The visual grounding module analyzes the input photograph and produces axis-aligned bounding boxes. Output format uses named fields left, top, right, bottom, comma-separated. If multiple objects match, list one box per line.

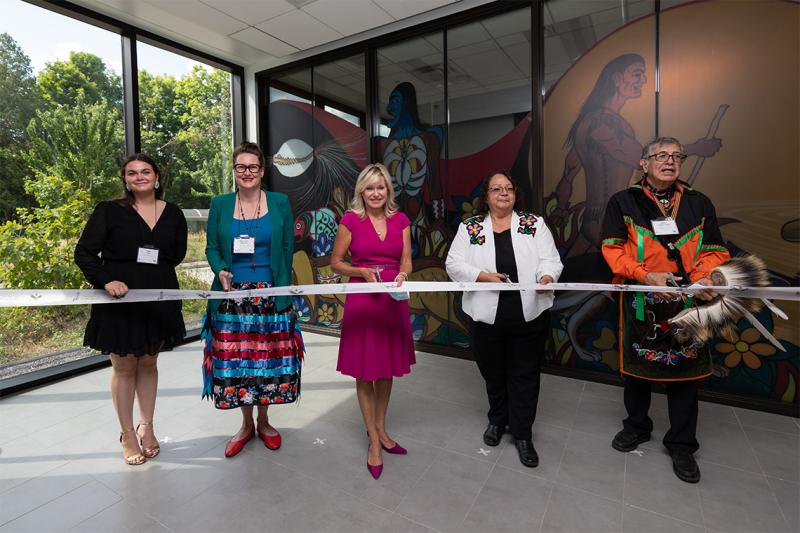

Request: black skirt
left=84, top=299, right=185, bottom=356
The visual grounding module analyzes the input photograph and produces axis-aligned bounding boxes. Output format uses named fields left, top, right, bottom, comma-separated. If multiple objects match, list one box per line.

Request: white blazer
left=445, top=211, right=563, bottom=325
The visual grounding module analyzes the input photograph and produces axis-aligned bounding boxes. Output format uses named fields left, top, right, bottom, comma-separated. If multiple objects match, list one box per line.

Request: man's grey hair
left=641, top=136, right=683, bottom=159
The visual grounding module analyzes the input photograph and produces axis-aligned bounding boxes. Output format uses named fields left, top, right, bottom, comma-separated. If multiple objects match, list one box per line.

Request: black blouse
left=494, top=229, right=524, bottom=322
left=74, top=200, right=188, bottom=290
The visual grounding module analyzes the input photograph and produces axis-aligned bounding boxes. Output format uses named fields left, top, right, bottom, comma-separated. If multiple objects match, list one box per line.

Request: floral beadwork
left=632, top=342, right=701, bottom=365
left=517, top=212, right=538, bottom=235
left=464, top=216, right=486, bottom=245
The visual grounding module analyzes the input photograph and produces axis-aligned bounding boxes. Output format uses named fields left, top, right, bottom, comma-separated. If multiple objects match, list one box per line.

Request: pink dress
left=336, top=211, right=416, bottom=380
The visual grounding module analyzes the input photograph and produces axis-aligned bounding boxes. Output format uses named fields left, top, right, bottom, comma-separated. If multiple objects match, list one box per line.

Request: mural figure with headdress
left=546, top=53, right=724, bottom=363
left=376, top=82, right=445, bottom=254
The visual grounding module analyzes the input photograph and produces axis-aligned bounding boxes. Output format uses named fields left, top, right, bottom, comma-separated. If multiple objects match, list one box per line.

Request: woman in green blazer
left=202, top=141, right=304, bottom=458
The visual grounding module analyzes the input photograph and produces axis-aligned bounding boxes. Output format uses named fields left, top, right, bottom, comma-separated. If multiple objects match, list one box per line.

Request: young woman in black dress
left=75, top=154, right=187, bottom=465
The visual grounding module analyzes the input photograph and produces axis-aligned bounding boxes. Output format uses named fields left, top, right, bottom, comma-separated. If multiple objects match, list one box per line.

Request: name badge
left=137, top=245, right=159, bottom=264
left=651, top=217, right=680, bottom=235
left=233, top=235, right=255, bottom=254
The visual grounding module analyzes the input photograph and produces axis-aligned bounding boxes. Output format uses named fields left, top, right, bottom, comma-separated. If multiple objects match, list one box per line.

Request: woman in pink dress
left=331, top=163, right=415, bottom=480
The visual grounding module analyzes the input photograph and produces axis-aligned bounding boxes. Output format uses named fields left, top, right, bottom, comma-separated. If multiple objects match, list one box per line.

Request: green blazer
left=205, top=191, right=294, bottom=315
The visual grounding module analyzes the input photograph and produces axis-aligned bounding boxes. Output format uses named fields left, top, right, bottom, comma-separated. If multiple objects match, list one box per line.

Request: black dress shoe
left=483, top=424, right=504, bottom=447
left=670, top=450, right=701, bottom=483
left=611, top=429, right=651, bottom=452
left=515, top=439, right=539, bottom=468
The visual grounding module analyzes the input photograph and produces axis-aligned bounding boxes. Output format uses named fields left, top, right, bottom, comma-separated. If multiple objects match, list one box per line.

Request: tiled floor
left=1, top=332, right=797, bottom=533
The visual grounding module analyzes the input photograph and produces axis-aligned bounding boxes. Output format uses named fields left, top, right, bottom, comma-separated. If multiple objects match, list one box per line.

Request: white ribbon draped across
left=1, top=281, right=798, bottom=308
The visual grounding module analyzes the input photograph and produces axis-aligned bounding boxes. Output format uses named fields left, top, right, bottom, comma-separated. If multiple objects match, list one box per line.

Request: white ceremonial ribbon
left=0, top=282, right=798, bottom=308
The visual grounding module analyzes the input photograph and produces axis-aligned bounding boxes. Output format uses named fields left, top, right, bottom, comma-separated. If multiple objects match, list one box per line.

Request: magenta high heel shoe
left=381, top=442, right=407, bottom=455
left=367, top=462, right=383, bottom=479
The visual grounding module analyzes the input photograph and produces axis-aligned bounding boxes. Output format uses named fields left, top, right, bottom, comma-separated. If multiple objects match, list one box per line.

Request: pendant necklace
left=238, top=191, right=261, bottom=269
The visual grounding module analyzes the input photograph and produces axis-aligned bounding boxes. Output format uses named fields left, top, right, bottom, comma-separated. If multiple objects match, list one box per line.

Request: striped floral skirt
left=202, top=281, right=304, bottom=410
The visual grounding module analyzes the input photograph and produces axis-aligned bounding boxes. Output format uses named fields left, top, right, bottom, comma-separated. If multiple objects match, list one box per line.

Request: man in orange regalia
left=600, top=136, right=730, bottom=483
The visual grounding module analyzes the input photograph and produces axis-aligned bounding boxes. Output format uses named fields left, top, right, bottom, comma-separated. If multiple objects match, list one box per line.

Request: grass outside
left=185, top=231, right=206, bottom=263
left=0, top=271, right=209, bottom=366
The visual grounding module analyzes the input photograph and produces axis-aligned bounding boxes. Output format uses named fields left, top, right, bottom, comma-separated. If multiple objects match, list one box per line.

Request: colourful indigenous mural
left=266, top=0, right=798, bottom=407
left=543, top=0, right=799, bottom=405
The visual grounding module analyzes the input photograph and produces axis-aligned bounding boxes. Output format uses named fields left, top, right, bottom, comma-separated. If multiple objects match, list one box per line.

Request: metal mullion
left=367, top=46, right=379, bottom=163
left=121, top=31, right=141, bottom=154
left=531, top=0, right=544, bottom=213
left=231, top=71, right=245, bottom=145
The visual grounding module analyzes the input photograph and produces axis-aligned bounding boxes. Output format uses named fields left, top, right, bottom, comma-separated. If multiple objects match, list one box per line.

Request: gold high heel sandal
left=120, top=428, right=146, bottom=466
left=136, top=421, right=161, bottom=458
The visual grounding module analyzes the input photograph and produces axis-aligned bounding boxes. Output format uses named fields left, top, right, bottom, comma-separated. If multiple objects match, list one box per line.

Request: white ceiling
left=69, top=0, right=464, bottom=68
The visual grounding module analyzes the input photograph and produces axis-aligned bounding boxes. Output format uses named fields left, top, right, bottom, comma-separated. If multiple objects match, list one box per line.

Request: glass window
left=659, top=0, right=799, bottom=402
left=445, top=8, right=533, bottom=349
left=0, top=0, right=124, bottom=368
left=266, top=56, right=367, bottom=328
left=376, top=34, right=449, bottom=345
left=136, top=40, right=234, bottom=330
left=542, top=0, right=655, bottom=373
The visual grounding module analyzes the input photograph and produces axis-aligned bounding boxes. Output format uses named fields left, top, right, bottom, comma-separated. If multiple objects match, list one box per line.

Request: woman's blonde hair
left=349, top=163, right=399, bottom=218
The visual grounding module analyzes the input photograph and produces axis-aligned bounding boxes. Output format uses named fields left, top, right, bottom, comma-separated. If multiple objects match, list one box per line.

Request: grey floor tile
left=396, top=449, right=493, bottom=532
left=698, top=461, right=789, bottom=532
left=767, top=476, right=800, bottom=532
left=735, top=407, right=799, bottom=435
left=572, top=395, right=628, bottom=439
left=745, top=426, right=799, bottom=482
left=164, top=471, right=405, bottom=533
left=535, top=388, right=581, bottom=430
left=694, top=417, right=762, bottom=474
left=0, top=419, right=30, bottom=447
left=380, top=389, right=475, bottom=449
left=1, top=333, right=796, bottom=533
left=34, top=404, right=117, bottom=449
left=698, top=401, right=738, bottom=425
left=495, top=422, right=569, bottom=481
left=129, top=442, right=289, bottom=521
left=0, top=434, right=67, bottom=495
left=68, top=500, right=171, bottom=533
left=0, top=462, right=92, bottom=526
left=462, top=465, right=552, bottom=532
left=0, top=480, right=121, bottom=532
left=541, top=374, right=586, bottom=395
left=396, top=363, right=488, bottom=411
left=541, top=483, right=622, bottom=532
left=622, top=505, right=705, bottom=533
left=582, top=381, right=623, bottom=402
left=555, top=429, right=626, bottom=501
left=636, top=405, right=671, bottom=452
left=266, top=416, right=440, bottom=511
left=624, top=450, right=703, bottom=526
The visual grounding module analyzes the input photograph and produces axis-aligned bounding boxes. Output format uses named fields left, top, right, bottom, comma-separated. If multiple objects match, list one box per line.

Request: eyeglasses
left=233, top=164, right=262, bottom=174
left=647, top=152, right=687, bottom=163
left=488, top=186, right=515, bottom=195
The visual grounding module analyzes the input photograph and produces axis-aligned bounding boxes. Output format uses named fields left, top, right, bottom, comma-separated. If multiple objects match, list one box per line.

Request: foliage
left=0, top=174, right=90, bottom=289
left=0, top=305, right=88, bottom=364
left=25, top=96, right=124, bottom=203
left=139, top=66, right=233, bottom=208
left=0, top=33, right=39, bottom=219
left=37, top=51, right=121, bottom=109
left=178, top=270, right=210, bottom=324
left=185, top=230, right=207, bottom=263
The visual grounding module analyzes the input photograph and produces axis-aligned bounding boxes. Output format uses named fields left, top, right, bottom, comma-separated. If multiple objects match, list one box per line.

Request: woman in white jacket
left=446, top=171, right=563, bottom=468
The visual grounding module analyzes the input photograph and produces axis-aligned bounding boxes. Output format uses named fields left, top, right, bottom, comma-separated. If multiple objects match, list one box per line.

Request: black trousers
left=622, top=375, right=700, bottom=453
left=469, top=312, right=549, bottom=440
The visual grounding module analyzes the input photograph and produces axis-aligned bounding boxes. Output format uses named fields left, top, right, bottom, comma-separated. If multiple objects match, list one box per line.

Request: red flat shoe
left=258, top=428, right=282, bottom=450
left=224, top=428, right=255, bottom=458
